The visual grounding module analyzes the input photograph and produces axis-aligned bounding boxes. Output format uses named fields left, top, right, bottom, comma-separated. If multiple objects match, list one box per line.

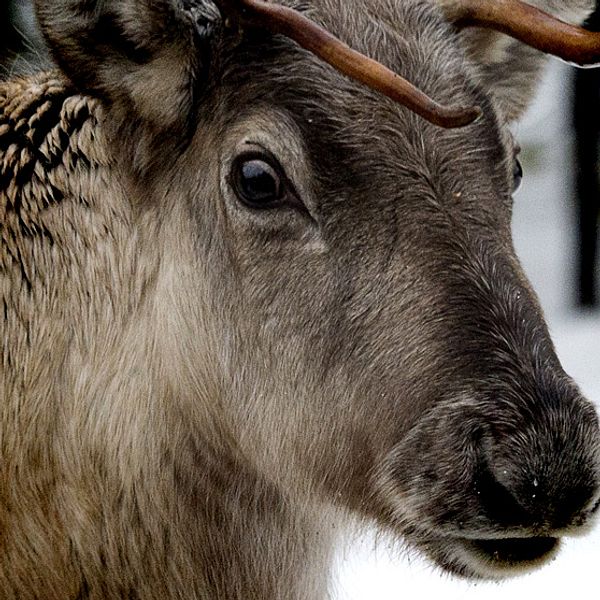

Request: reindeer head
left=33, top=0, right=600, bottom=580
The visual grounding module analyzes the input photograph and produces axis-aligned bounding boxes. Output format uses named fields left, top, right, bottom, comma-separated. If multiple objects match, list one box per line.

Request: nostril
left=475, top=463, right=533, bottom=527
left=475, top=455, right=600, bottom=531
left=471, top=396, right=600, bottom=533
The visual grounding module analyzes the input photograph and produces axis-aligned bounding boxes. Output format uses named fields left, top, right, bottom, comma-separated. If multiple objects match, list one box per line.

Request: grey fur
left=0, top=1, right=599, bottom=598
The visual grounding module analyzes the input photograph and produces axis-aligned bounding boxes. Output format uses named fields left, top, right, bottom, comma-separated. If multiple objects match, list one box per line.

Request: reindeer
left=2, top=0, right=600, bottom=598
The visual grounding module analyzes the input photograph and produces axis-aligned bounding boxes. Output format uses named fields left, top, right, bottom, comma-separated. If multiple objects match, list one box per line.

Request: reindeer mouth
left=408, top=529, right=563, bottom=579
left=468, top=536, right=559, bottom=563
left=453, top=536, right=560, bottom=575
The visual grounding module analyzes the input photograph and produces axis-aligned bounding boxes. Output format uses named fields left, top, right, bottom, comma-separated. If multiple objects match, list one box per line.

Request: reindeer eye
left=232, top=156, right=284, bottom=208
left=513, top=158, right=523, bottom=193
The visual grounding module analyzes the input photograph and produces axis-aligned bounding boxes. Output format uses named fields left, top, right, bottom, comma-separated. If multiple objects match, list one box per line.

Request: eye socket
left=513, top=158, right=523, bottom=194
left=231, top=155, right=285, bottom=209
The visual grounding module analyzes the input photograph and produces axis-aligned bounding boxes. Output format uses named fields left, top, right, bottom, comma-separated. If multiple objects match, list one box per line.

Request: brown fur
left=1, top=1, right=599, bottom=598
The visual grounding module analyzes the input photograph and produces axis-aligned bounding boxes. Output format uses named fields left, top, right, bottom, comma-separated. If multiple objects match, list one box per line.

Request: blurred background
left=1, top=1, right=599, bottom=598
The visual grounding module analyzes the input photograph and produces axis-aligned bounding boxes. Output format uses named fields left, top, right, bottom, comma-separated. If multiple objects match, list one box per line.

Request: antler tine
left=212, top=0, right=481, bottom=129
left=448, top=0, right=600, bottom=67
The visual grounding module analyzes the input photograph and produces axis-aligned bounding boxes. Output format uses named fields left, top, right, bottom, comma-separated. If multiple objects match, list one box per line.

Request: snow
left=334, top=60, right=600, bottom=599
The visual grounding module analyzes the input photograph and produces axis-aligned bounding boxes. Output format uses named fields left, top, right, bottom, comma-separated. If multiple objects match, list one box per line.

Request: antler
left=446, top=0, right=600, bottom=66
left=212, top=0, right=481, bottom=128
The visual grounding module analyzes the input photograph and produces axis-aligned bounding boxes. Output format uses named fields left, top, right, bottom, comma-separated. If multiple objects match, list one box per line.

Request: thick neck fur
left=0, top=72, right=336, bottom=599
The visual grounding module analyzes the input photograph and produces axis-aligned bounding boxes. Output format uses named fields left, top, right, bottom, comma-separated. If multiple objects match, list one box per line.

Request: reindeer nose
left=476, top=457, right=600, bottom=531
left=476, top=414, right=600, bottom=532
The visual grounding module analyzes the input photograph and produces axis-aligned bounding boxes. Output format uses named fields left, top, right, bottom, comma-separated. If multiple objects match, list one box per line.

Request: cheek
left=239, top=253, right=330, bottom=332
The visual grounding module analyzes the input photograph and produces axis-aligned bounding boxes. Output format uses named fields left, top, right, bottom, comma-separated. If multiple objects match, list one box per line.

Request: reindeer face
left=34, top=0, right=600, bottom=581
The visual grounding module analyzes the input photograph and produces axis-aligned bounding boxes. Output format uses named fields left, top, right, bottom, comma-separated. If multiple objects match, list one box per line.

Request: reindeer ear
left=35, top=0, right=220, bottom=133
left=437, top=0, right=596, bottom=121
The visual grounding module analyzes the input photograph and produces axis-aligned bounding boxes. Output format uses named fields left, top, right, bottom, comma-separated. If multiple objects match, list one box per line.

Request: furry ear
left=437, top=0, right=596, bottom=121
left=35, top=0, right=220, bottom=133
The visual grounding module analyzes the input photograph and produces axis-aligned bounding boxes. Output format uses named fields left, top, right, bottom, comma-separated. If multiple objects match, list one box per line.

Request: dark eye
left=513, top=158, right=523, bottom=193
left=232, top=156, right=284, bottom=208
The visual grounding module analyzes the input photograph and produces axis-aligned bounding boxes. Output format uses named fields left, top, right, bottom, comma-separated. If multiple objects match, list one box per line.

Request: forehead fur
left=214, top=0, right=511, bottom=223
left=220, top=0, right=486, bottom=122
left=221, top=0, right=508, bottom=142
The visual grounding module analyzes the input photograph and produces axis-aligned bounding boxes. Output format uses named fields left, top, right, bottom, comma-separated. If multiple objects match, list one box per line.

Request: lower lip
left=466, top=536, right=559, bottom=565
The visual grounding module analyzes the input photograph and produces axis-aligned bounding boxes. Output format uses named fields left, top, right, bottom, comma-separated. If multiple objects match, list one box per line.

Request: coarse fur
left=1, top=0, right=600, bottom=598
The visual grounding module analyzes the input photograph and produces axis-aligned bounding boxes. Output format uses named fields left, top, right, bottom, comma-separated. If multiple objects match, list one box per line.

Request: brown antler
left=447, top=0, right=600, bottom=66
left=212, top=0, right=481, bottom=129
